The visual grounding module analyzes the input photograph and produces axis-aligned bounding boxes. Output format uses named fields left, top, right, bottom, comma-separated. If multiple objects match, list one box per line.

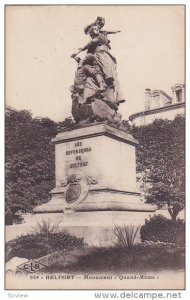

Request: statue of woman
left=71, top=17, right=125, bottom=106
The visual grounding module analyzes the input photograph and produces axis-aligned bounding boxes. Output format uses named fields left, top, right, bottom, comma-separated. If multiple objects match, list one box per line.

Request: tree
left=130, top=115, right=185, bottom=221
left=57, top=117, right=75, bottom=132
left=5, top=110, right=58, bottom=224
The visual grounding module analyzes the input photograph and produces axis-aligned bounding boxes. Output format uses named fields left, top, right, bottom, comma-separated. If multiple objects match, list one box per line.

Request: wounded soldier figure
left=72, top=54, right=106, bottom=105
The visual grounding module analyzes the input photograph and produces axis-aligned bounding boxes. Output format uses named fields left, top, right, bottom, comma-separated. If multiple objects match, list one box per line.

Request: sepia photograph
left=5, top=5, right=185, bottom=290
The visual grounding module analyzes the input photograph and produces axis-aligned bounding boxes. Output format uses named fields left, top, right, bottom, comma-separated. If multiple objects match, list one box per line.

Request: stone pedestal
left=33, top=123, right=156, bottom=214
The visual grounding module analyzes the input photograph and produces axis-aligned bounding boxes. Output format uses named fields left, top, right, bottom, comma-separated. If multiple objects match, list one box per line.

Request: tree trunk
left=168, top=202, right=182, bottom=222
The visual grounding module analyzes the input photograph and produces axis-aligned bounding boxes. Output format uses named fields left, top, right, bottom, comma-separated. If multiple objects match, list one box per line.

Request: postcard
left=5, top=5, right=185, bottom=290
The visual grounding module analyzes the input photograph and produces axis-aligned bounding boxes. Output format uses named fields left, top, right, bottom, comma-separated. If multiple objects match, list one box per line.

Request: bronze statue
left=70, top=17, right=125, bottom=126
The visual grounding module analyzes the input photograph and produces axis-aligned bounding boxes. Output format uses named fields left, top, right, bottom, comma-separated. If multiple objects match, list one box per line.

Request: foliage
left=5, top=110, right=58, bottom=224
left=140, top=215, right=185, bottom=246
left=6, top=226, right=84, bottom=261
left=46, top=242, right=184, bottom=273
left=57, top=117, right=75, bottom=132
left=114, top=224, right=140, bottom=249
left=5, top=110, right=77, bottom=225
left=121, top=119, right=131, bottom=132
left=130, top=116, right=185, bottom=219
left=32, top=219, right=63, bottom=236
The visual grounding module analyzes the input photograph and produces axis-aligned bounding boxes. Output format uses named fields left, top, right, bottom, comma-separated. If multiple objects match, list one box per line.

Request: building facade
left=129, top=84, right=185, bottom=126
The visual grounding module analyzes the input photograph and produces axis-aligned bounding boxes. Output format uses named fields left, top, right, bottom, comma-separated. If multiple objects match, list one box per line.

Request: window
left=176, top=89, right=182, bottom=102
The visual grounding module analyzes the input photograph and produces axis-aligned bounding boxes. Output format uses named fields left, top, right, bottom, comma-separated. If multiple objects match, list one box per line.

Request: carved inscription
left=66, top=141, right=91, bottom=168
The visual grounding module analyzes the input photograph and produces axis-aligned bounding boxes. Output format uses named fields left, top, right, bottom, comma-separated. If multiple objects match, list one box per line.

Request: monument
left=33, top=17, right=156, bottom=245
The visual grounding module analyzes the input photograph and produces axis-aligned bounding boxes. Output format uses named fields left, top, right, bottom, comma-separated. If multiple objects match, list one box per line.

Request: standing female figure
left=71, top=17, right=125, bottom=106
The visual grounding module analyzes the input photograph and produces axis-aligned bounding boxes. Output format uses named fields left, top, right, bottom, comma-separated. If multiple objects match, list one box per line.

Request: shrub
left=6, top=221, right=84, bottom=261
left=32, top=219, right=63, bottom=235
left=114, top=224, right=140, bottom=249
left=140, top=215, right=185, bottom=246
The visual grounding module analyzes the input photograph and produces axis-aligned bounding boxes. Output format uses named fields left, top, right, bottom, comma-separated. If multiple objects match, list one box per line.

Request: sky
left=6, top=5, right=184, bottom=122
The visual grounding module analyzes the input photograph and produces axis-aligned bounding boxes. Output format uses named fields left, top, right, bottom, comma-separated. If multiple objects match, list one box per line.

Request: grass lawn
left=44, top=242, right=184, bottom=274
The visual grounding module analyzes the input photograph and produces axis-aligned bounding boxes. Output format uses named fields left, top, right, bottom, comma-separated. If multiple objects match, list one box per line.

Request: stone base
left=7, top=211, right=155, bottom=246
left=33, top=190, right=156, bottom=213
left=33, top=123, right=157, bottom=214
left=6, top=209, right=185, bottom=245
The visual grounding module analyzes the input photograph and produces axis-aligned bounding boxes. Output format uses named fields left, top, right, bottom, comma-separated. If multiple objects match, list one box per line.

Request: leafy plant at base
left=6, top=220, right=84, bottom=261
left=114, top=224, right=140, bottom=249
left=32, top=219, right=63, bottom=236
left=140, top=215, right=185, bottom=246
